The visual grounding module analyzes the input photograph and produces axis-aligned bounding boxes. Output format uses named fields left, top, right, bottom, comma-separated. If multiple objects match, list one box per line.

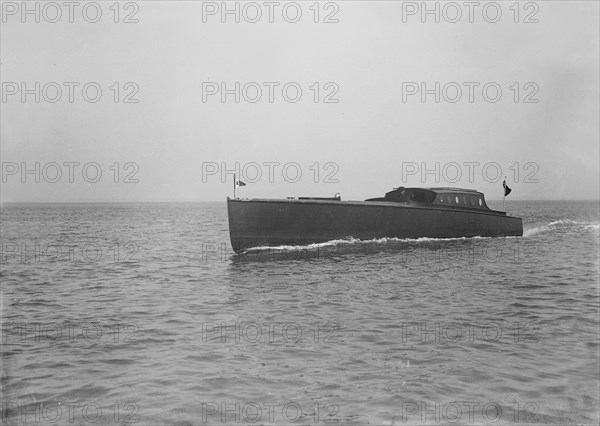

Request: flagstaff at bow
left=233, top=175, right=246, bottom=199
left=227, top=185, right=523, bottom=253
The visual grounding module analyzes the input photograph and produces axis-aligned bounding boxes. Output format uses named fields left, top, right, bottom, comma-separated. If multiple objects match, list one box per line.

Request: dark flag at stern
left=502, top=178, right=512, bottom=211
left=503, top=180, right=512, bottom=196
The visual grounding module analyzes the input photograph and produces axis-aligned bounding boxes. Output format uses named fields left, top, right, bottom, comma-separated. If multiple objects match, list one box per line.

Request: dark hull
left=227, top=198, right=523, bottom=253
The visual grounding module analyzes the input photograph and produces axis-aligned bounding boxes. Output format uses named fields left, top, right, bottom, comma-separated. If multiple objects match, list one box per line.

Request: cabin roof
left=424, top=187, right=482, bottom=194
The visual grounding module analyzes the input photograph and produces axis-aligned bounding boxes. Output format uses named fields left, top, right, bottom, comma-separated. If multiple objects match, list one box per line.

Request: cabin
left=365, top=187, right=497, bottom=212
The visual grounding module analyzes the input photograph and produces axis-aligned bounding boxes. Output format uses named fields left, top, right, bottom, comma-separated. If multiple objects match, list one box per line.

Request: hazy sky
left=1, top=0, right=599, bottom=202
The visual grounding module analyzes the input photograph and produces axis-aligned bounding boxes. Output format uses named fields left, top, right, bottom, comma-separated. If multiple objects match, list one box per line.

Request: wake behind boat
left=227, top=186, right=523, bottom=253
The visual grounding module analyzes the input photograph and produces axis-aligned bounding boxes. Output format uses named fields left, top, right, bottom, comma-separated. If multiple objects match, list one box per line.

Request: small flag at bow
left=236, top=180, right=246, bottom=187
left=503, top=180, right=512, bottom=197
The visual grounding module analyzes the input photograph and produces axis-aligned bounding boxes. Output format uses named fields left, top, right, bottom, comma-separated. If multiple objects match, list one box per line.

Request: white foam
left=242, top=237, right=359, bottom=253
left=242, top=235, right=496, bottom=254
left=523, top=226, right=549, bottom=237
left=523, top=220, right=600, bottom=237
left=547, top=219, right=579, bottom=226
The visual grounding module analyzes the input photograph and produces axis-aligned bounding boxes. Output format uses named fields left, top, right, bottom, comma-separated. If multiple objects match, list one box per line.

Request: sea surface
left=1, top=200, right=599, bottom=425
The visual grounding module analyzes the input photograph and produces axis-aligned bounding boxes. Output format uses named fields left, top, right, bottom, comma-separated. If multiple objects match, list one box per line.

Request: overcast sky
left=1, top=0, right=598, bottom=202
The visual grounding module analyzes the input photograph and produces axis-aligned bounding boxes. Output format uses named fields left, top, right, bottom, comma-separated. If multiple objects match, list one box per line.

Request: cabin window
left=413, top=192, right=425, bottom=202
left=455, top=196, right=459, bottom=204
left=478, top=198, right=482, bottom=206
